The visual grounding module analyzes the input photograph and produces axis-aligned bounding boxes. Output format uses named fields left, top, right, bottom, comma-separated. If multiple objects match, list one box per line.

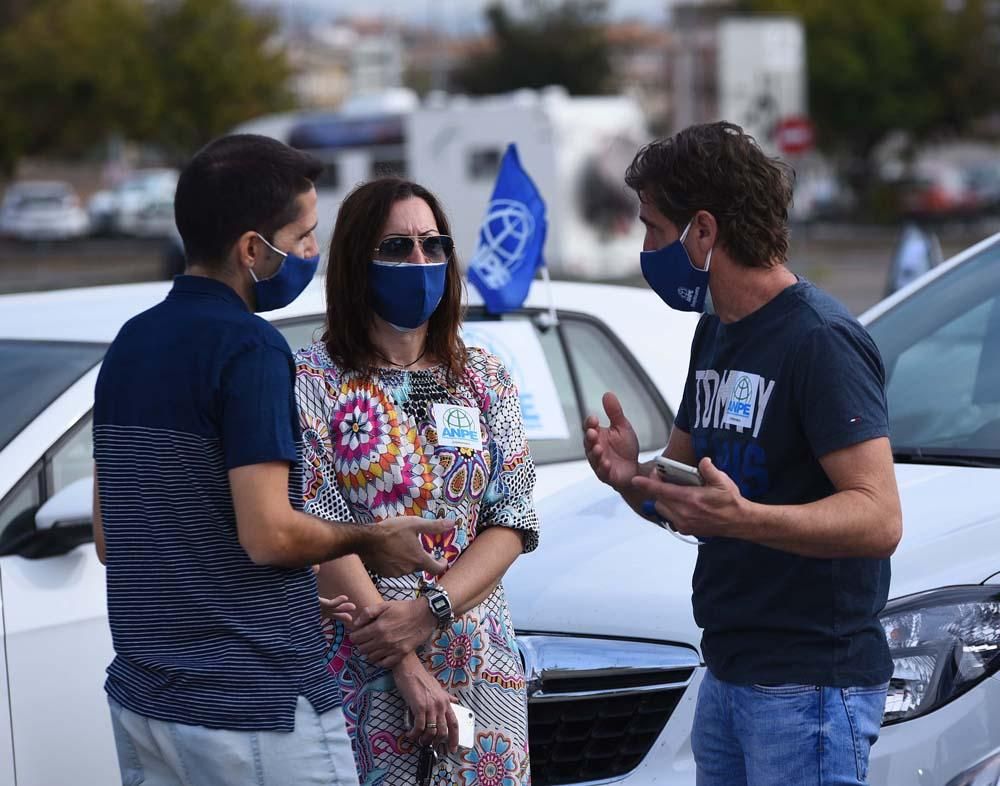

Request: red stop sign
left=774, top=116, right=815, bottom=155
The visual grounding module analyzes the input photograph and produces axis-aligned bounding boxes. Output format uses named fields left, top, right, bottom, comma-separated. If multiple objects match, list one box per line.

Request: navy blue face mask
left=250, top=233, right=320, bottom=313
left=368, top=260, right=448, bottom=331
left=640, top=220, right=715, bottom=314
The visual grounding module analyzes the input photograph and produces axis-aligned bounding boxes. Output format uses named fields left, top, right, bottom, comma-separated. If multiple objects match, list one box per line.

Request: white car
left=0, top=277, right=697, bottom=786
left=87, top=168, right=179, bottom=237
left=0, top=181, right=90, bottom=241
left=4, top=232, right=999, bottom=785
left=505, top=232, right=1000, bottom=786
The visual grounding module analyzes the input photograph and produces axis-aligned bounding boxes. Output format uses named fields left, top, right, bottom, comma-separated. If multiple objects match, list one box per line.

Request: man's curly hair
left=625, top=122, right=794, bottom=268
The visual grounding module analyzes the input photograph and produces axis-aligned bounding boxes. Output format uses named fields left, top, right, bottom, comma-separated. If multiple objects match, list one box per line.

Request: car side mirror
left=2, top=477, right=95, bottom=559
left=36, top=477, right=93, bottom=530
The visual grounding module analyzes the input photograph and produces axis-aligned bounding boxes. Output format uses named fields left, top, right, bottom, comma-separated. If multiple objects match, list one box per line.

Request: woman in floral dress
left=295, top=177, right=538, bottom=786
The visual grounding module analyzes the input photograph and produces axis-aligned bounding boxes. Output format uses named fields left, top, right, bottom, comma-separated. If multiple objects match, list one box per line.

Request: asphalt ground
left=1, top=221, right=997, bottom=316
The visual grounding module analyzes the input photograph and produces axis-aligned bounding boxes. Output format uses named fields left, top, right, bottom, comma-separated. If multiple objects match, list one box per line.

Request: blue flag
left=468, top=144, right=547, bottom=314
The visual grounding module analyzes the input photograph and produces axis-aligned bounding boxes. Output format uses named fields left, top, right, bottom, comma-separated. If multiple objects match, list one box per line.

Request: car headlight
left=946, top=748, right=1000, bottom=786
left=879, top=585, right=1000, bottom=725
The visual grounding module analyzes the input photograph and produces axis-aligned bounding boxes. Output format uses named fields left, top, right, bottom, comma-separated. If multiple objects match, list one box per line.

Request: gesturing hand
left=351, top=599, right=436, bottom=668
left=363, top=517, right=454, bottom=577
left=583, top=392, right=641, bottom=493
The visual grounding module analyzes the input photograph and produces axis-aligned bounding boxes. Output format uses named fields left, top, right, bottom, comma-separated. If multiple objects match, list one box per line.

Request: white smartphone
left=405, top=704, right=476, bottom=750
left=655, top=456, right=704, bottom=487
left=453, top=704, right=476, bottom=750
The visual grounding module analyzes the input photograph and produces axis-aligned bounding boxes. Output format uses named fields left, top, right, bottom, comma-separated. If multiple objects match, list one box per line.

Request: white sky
left=250, top=0, right=673, bottom=31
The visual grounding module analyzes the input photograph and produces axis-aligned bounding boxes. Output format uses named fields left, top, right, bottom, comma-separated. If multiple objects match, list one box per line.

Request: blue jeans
left=108, top=696, right=359, bottom=786
left=691, top=669, right=889, bottom=786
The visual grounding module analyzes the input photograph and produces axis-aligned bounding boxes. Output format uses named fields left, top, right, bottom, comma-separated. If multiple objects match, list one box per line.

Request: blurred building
left=669, top=0, right=731, bottom=133
left=279, top=18, right=405, bottom=109
left=402, top=20, right=675, bottom=134
left=669, top=0, right=807, bottom=153
left=605, top=22, right=674, bottom=134
left=403, top=28, right=492, bottom=95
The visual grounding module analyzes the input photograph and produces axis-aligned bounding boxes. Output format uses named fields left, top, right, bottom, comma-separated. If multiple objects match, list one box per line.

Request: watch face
left=429, top=594, right=450, bottom=616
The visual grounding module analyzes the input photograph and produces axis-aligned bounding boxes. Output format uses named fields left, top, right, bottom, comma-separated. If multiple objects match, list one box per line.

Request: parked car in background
left=87, top=168, right=179, bottom=237
left=966, top=161, right=1000, bottom=213
left=0, top=278, right=697, bottom=785
left=898, top=162, right=981, bottom=219
left=0, top=181, right=90, bottom=241
left=506, top=231, right=1000, bottom=786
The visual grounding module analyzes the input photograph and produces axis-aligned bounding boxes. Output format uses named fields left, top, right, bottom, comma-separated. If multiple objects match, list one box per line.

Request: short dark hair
left=174, top=134, right=323, bottom=267
left=625, top=122, right=794, bottom=267
left=323, top=177, right=467, bottom=379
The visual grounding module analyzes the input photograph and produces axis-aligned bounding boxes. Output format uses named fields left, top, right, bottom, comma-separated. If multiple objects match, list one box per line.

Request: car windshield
left=18, top=194, right=68, bottom=208
left=867, top=237, right=1000, bottom=464
left=0, top=340, right=106, bottom=451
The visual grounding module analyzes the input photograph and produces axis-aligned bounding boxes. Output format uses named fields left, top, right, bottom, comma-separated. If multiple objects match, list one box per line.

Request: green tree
left=0, top=0, right=293, bottom=172
left=0, top=0, right=160, bottom=171
left=741, top=0, right=1000, bottom=179
left=147, top=0, right=294, bottom=157
left=453, top=0, right=616, bottom=95
left=0, top=0, right=36, bottom=26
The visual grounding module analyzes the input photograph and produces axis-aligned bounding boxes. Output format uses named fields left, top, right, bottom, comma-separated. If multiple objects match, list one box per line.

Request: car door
left=0, top=374, right=115, bottom=786
left=0, top=317, right=332, bottom=785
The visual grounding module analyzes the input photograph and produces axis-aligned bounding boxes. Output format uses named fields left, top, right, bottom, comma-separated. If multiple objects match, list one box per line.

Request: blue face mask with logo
left=368, top=260, right=448, bottom=331
left=250, top=233, right=320, bottom=313
left=640, top=220, right=715, bottom=314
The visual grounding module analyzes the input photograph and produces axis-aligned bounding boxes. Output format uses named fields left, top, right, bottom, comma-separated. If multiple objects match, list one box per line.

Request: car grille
left=518, top=634, right=699, bottom=786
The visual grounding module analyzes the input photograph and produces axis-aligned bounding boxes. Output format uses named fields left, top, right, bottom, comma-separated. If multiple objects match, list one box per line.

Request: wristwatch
left=422, top=584, right=455, bottom=629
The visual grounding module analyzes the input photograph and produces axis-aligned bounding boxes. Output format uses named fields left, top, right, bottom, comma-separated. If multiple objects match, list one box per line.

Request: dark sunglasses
left=373, top=234, right=454, bottom=265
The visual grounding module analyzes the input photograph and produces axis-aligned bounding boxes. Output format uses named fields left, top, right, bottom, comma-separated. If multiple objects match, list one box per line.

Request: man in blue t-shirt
left=92, top=134, right=452, bottom=786
left=584, top=122, right=902, bottom=785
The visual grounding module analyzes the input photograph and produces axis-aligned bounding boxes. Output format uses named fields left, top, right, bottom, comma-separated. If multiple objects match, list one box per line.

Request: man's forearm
left=246, top=511, right=371, bottom=568
left=738, top=489, right=901, bottom=559
left=318, top=554, right=384, bottom=607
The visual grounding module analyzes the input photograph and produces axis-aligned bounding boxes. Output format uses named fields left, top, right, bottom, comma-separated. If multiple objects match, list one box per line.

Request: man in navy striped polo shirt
left=92, top=134, right=451, bottom=786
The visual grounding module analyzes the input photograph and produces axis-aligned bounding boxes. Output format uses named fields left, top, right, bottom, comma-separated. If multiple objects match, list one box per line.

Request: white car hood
left=505, top=463, right=1000, bottom=651
left=888, top=463, right=1000, bottom=598
left=505, top=479, right=701, bottom=650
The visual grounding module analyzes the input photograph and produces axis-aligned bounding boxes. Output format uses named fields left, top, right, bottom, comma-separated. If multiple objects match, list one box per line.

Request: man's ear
left=232, top=230, right=262, bottom=271
left=692, top=210, right=718, bottom=250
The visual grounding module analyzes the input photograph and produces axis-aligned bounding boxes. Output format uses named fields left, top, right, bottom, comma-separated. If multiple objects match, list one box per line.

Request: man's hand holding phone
left=633, top=455, right=747, bottom=542
left=654, top=456, right=705, bottom=486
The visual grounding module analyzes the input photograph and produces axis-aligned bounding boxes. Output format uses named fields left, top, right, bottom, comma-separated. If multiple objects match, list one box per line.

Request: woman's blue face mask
left=640, top=220, right=715, bottom=314
left=368, top=260, right=448, bottom=331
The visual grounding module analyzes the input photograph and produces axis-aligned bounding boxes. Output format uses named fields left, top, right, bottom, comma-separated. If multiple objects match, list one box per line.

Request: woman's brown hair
left=322, top=177, right=467, bottom=378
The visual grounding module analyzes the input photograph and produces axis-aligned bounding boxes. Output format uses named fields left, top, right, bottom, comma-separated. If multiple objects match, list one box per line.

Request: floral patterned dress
left=295, top=341, right=539, bottom=786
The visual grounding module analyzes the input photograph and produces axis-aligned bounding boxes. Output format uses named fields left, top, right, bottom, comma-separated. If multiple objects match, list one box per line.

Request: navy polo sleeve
left=220, top=343, right=299, bottom=470
left=794, top=318, right=890, bottom=459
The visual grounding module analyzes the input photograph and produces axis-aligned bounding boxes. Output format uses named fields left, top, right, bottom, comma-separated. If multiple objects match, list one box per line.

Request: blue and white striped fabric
left=93, top=275, right=339, bottom=731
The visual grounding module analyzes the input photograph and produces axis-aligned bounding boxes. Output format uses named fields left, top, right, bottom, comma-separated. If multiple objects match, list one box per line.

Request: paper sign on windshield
left=461, top=320, right=570, bottom=441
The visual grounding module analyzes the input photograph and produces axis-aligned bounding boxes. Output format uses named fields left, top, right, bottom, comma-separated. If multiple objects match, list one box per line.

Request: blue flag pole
left=468, top=144, right=552, bottom=318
